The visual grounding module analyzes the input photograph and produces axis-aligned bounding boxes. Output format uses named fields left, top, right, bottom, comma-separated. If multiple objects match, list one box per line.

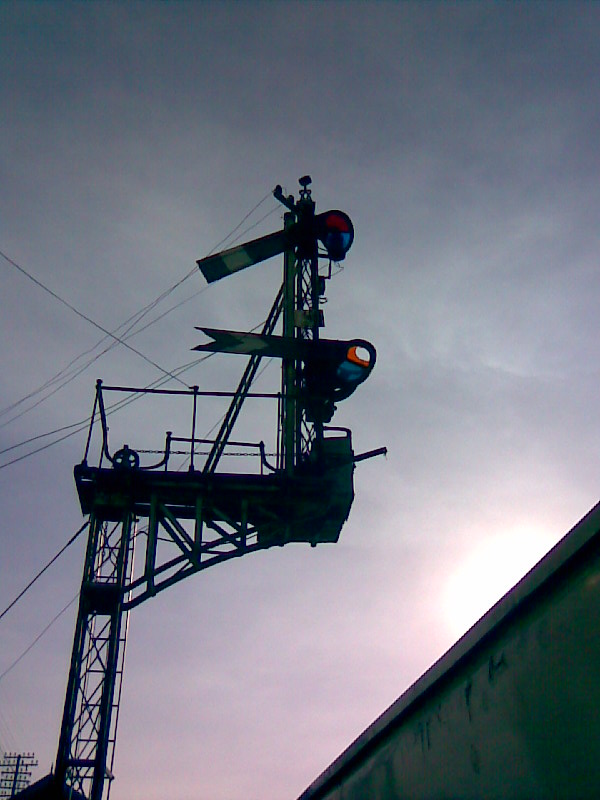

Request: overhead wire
left=0, top=281, right=212, bottom=432
left=0, top=199, right=283, bottom=468
left=0, top=292, right=282, bottom=470
left=3, top=425, right=288, bottom=698
left=0, top=299, right=157, bottom=421
left=102, top=201, right=282, bottom=346
left=0, top=700, right=23, bottom=754
left=0, top=352, right=215, bottom=469
left=1, top=305, right=277, bottom=469
left=0, top=523, right=89, bottom=685
left=0, top=521, right=89, bottom=623
left=0, top=293, right=175, bottom=427
left=0, top=518, right=120, bottom=683
left=0, top=193, right=280, bottom=427
left=0, top=349, right=218, bottom=457
left=0, top=522, right=143, bottom=684
left=0, top=249, right=189, bottom=389
left=0, top=192, right=277, bottom=418
left=0, top=594, right=79, bottom=684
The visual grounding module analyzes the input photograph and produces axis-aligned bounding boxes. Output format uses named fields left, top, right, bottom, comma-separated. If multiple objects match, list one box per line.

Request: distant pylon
left=0, top=752, right=38, bottom=797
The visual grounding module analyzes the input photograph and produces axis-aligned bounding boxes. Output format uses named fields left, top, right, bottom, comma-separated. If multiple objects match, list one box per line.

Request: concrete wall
left=298, top=501, right=600, bottom=799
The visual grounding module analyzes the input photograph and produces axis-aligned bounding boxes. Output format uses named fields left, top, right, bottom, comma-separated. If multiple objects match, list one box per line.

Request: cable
left=0, top=249, right=189, bottom=388
left=0, top=594, right=79, bottom=684
left=0, top=192, right=278, bottom=424
left=0, top=352, right=216, bottom=469
left=0, top=284, right=281, bottom=468
left=0, top=522, right=89, bottom=623
left=0, top=520, right=123, bottom=681
left=0, top=706, right=17, bottom=753
left=0, top=194, right=282, bottom=690
left=0, top=299, right=156, bottom=421
left=0, top=320, right=278, bottom=469
left=0, top=281, right=213, bottom=433
left=0, top=193, right=276, bottom=420
left=207, top=193, right=277, bottom=254
left=0, top=196, right=284, bottom=468
left=226, top=202, right=282, bottom=244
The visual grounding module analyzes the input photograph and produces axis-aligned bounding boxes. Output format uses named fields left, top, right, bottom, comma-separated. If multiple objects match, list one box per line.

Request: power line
left=0, top=289, right=280, bottom=470
left=0, top=519, right=123, bottom=685
left=0, top=293, right=166, bottom=424
left=0, top=193, right=279, bottom=425
left=0, top=522, right=88, bottom=624
left=0, top=249, right=189, bottom=388
left=0, top=196, right=283, bottom=469
left=0, top=239, right=283, bottom=705
left=0, top=299, right=153, bottom=420
left=208, top=194, right=278, bottom=254
left=0, top=281, right=214, bottom=433
left=0, top=708, right=17, bottom=755
left=0, top=595, right=79, bottom=684
left=225, top=202, right=282, bottom=243
left=0, top=352, right=215, bottom=470
left=0, top=193, right=277, bottom=421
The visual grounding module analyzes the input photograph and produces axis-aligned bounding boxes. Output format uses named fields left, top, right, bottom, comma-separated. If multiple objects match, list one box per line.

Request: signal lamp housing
left=303, top=339, right=376, bottom=423
left=316, top=210, right=354, bottom=261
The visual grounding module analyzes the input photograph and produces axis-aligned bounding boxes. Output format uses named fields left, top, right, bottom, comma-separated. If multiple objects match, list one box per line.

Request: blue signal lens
left=336, top=361, right=365, bottom=384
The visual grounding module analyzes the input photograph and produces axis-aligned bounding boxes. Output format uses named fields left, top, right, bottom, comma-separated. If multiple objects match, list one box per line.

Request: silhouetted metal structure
left=0, top=753, right=38, bottom=797
left=52, top=178, right=382, bottom=799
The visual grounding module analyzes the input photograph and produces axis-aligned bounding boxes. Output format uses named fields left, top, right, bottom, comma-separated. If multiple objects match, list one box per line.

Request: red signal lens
left=325, top=212, right=352, bottom=233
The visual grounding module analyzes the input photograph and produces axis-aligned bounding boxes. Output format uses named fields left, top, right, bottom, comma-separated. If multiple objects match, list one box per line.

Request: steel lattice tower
left=55, top=515, right=134, bottom=798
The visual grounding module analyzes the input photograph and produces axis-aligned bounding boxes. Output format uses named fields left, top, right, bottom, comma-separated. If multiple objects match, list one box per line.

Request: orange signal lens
left=347, top=345, right=370, bottom=368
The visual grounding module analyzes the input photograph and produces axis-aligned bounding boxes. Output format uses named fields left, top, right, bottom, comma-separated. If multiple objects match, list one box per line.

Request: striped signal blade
left=193, top=328, right=307, bottom=359
left=194, top=329, right=376, bottom=369
left=197, top=229, right=292, bottom=284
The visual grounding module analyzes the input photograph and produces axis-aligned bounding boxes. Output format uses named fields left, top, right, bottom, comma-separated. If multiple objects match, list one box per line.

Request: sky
left=1, top=2, right=600, bottom=797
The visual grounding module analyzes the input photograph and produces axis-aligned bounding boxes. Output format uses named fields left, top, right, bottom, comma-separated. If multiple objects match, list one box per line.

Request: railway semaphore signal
left=45, top=177, right=386, bottom=800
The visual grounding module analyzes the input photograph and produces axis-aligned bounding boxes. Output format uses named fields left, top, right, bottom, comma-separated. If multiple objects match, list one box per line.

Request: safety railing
left=81, top=380, right=281, bottom=475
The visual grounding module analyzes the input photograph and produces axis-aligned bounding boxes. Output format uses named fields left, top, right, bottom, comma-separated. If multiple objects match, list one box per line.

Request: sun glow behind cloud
left=442, top=526, right=556, bottom=640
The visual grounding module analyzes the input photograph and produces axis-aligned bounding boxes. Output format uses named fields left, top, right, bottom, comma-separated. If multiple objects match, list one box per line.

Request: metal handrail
left=81, top=380, right=280, bottom=474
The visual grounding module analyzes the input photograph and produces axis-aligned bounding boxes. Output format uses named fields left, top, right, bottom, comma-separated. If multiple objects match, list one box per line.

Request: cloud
left=1, top=4, right=600, bottom=797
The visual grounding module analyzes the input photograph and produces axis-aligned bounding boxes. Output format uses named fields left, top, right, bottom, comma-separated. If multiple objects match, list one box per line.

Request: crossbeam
left=74, top=429, right=354, bottom=611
